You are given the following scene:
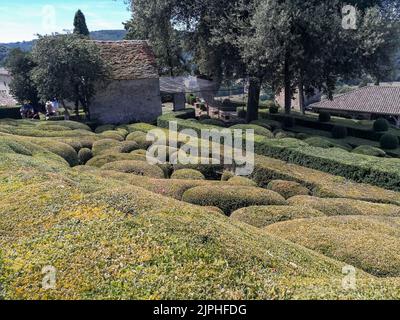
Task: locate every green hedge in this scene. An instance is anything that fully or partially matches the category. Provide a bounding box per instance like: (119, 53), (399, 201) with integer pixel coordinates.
(158, 110), (400, 191)
(261, 112), (400, 142)
(0, 106), (21, 119)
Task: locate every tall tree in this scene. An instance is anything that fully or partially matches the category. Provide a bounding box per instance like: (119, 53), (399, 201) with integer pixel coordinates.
(31, 34), (109, 119)
(124, 0), (188, 76)
(73, 9), (90, 37)
(5, 49), (40, 109)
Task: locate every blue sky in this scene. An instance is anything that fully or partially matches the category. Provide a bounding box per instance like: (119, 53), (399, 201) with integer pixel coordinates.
(0, 0), (131, 43)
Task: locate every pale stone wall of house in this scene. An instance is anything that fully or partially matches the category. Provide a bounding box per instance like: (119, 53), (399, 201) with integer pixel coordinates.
(90, 78), (162, 124)
(0, 69), (17, 106)
(275, 89), (321, 111)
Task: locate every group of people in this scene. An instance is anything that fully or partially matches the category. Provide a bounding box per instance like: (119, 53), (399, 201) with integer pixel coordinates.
(20, 98), (60, 120)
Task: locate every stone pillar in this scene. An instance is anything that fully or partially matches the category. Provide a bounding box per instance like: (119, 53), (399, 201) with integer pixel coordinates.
(173, 93), (186, 111)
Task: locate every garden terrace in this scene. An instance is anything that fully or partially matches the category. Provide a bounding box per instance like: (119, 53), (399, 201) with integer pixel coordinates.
(1, 117), (400, 299)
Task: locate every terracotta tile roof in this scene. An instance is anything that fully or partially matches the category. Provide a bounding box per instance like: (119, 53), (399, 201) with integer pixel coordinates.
(312, 84), (400, 116)
(93, 40), (159, 80)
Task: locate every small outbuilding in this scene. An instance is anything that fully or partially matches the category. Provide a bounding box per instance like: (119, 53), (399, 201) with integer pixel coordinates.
(90, 40), (162, 125)
(311, 83), (400, 127)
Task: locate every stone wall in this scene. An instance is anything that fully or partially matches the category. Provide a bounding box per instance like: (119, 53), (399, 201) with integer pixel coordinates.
(90, 78), (162, 124)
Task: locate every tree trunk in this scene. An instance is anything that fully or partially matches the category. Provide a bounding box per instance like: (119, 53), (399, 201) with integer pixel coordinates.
(246, 77), (261, 123)
(284, 55), (292, 114)
(74, 100), (79, 117)
(298, 84), (305, 115)
(61, 100), (70, 120)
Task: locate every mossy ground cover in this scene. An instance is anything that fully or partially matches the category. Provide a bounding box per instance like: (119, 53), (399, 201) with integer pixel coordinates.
(2, 118), (400, 299)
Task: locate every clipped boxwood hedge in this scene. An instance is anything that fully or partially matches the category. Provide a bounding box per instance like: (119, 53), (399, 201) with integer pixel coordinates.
(158, 111), (400, 191)
(0, 106), (22, 119)
(101, 160), (165, 178)
(231, 205), (324, 228)
(267, 180), (310, 199)
(78, 148), (93, 165)
(352, 145), (386, 157)
(230, 124), (274, 138)
(227, 176), (257, 187)
(171, 169), (205, 180)
(182, 185), (286, 215)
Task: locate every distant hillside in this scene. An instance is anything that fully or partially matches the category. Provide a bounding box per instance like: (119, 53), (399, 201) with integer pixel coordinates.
(0, 30), (127, 66)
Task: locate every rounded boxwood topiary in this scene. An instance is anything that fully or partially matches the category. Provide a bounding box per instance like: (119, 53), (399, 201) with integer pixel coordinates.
(331, 125), (348, 139)
(228, 176), (257, 187)
(35, 140), (79, 167)
(86, 153), (147, 167)
(221, 171), (235, 181)
(78, 148), (93, 165)
(230, 205), (324, 228)
(126, 131), (153, 150)
(373, 118), (389, 132)
(101, 160), (165, 178)
(318, 112), (331, 123)
(182, 185), (287, 215)
(171, 169), (206, 180)
(95, 125), (116, 134)
(100, 130), (125, 141)
(274, 130), (295, 139)
(380, 134), (399, 150)
(352, 145), (386, 157)
(92, 139), (122, 156)
(120, 141), (140, 153)
(267, 180), (311, 199)
(305, 137), (352, 151)
(230, 124), (274, 138)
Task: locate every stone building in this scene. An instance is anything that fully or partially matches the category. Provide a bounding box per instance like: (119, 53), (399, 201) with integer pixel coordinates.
(275, 88), (321, 111)
(0, 67), (17, 106)
(90, 41), (162, 125)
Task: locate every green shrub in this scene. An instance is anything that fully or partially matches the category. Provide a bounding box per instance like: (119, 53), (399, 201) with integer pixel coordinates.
(34, 140), (79, 167)
(331, 126), (348, 139)
(101, 160), (165, 178)
(198, 115), (211, 121)
(221, 99), (237, 112)
(228, 176), (257, 187)
(380, 134), (399, 150)
(95, 125), (116, 134)
(100, 130), (125, 141)
(296, 133), (309, 140)
(318, 112), (331, 123)
(267, 180), (310, 199)
(87, 153), (146, 167)
(231, 205), (324, 228)
(352, 145), (386, 157)
(274, 130), (295, 139)
(182, 185), (286, 215)
(201, 119), (226, 127)
(126, 131), (153, 150)
(283, 117), (295, 128)
(269, 105), (279, 114)
(221, 171), (235, 181)
(373, 118), (389, 132)
(171, 169), (206, 180)
(78, 148), (93, 165)
(237, 109), (246, 119)
(287, 195), (400, 217)
(0, 106), (22, 119)
(173, 158), (224, 180)
(265, 216), (400, 277)
(305, 137), (352, 151)
(120, 141), (140, 153)
(230, 124), (274, 138)
(92, 139), (122, 156)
